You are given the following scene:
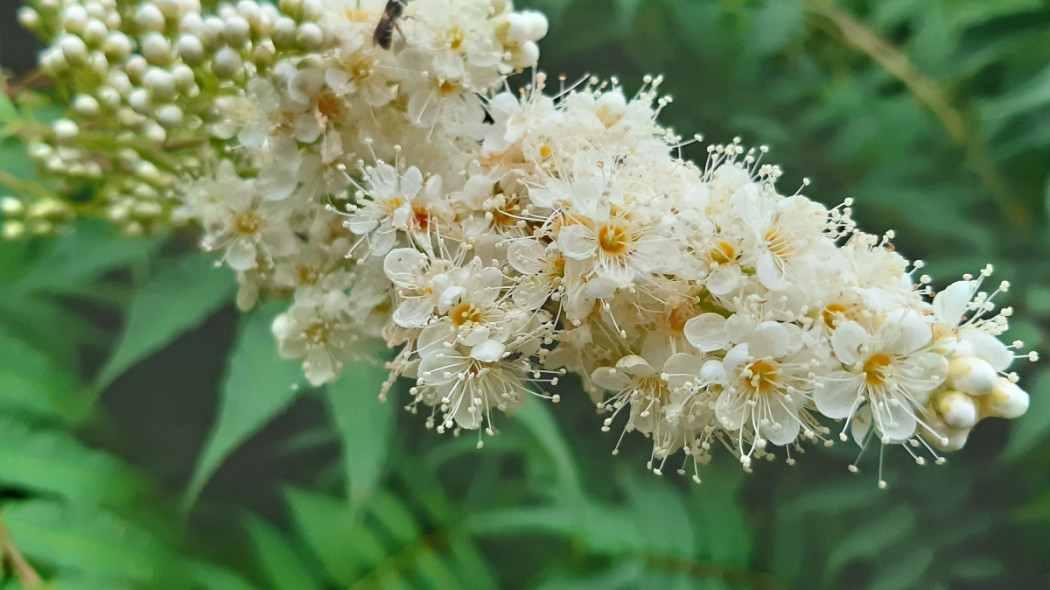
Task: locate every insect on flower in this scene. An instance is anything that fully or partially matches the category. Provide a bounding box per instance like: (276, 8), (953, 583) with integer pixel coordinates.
(373, 0), (407, 50)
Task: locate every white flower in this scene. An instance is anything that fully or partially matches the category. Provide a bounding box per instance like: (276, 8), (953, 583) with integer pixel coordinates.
(815, 310), (949, 443)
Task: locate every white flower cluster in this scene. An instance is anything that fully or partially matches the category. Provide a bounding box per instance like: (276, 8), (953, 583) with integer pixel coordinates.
(15, 0), (1035, 481)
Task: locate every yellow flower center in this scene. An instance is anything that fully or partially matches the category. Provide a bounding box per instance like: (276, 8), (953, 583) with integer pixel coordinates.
(863, 353), (892, 386)
(233, 211), (263, 235)
(597, 224), (629, 256)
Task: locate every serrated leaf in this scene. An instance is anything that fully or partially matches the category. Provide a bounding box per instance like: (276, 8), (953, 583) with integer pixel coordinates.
(97, 254), (235, 389)
(183, 310), (304, 509)
(2, 500), (174, 583)
(0, 328), (90, 422)
(243, 514), (324, 590)
(325, 353), (395, 509)
(0, 418), (148, 504)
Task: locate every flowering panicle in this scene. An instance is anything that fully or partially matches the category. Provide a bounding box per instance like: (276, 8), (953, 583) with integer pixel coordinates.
(7, 0), (1035, 483)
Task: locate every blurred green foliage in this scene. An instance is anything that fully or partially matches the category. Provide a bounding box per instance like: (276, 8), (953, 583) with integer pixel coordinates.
(1, 0), (1049, 588)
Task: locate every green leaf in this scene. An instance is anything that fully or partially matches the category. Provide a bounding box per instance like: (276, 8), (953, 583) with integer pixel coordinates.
(748, 0), (804, 56)
(0, 418), (149, 505)
(514, 400), (584, 499)
(4, 221), (160, 296)
(283, 487), (384, 585)
(824, 504), (916, 580)
(868, 546), (934, 590)
(97, 253), (235, 389)
(325, 353), (396, 510)
(0, 329), (90, 422)
(243, 514), (325, 590)
(980, 64), (1050, 136)
(1002, 369), (1050, 460)
(618, 469), (695, 558)
(2, 500), (174, 583)
(182, 310), (304, 509)
(183, 560), (262, 590)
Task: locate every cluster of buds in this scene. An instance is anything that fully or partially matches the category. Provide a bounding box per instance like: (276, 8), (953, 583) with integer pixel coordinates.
(7, 0), (1034, 483)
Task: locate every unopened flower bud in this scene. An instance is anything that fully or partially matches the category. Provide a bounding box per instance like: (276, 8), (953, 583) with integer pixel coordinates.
(61, 4), (89, 33)
(125, 54), (148, 83)
(177, 34), (205, 64)
(58, 34), (89, 64)
(18, 7), (41, 30)
(52, 119), (79, 142)
(496, 14), (533, 44)
(213, 47), (243, 78)
(948, 355), (997, 396)
(180, 13), (203, 35)
(273, 17), (297, 47)
(142, 32), (173, 65)
(129, 88), (153, 114)
(524, 11), (549, 39)
(143, 122), (167, 144)
(143, 67), (177, 100)
(296, 22), (324, 50)
(301, 0), (324, 21)
(2, 220), (27, 240)
(201, 17), (226, 49)
(73, 94), (101, 116)
(83, 20), (110, 48)
(136, 3), (166, 32)
(982, 378), (1029, 419)
(1, 197), (24, 216)
(507, 41), (539, 69)
(156, 103), (184, 128)
(225, 16), (252, 46)
(935, 390), (978, 429)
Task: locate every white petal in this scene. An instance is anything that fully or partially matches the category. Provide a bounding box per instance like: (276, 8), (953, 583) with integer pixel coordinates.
(393, 297), (435, 329)
(557, 224), (596, 260)
(384, 248), (425, 288)
(830, 321), (868, 365)
(616, 355), (655, 377)
(814, 371), (863, 419)
(684, 313), (728, 353)
(591, 367), (633, 391)
(471, 339), (505, 362)
(932, 280), (973, 325)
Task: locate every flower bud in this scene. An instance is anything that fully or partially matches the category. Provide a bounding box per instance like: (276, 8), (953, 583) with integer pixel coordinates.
(213, 47), (243, 78)
(296, 22), (324, 50)
(273, 17), (297, 47)
(982, 378), (1029, 419)
(58, 34), (89, 65)
(935, 390), (978, 429)
(171, 63), (197, 90)
(156, 103), (184, 128)
(507, 41), (539, 69)
(948, 355), (997, 396)
(177, 34), (205, 64)
(201, 17), (227, 49)
(129, 88), (153, 114)
(524, 11), (549, 39)
(61, 5), (89, 33)
(73, 94), (101, 116)
(107, 70), (133, 95)
(125, 54), (148, 83)
(136, 3), (166, 32)
(142, 32), (173, 65)
(225, 16), (252, 46)
(2, 220), (27, 240)
(52, 119), (80, 142)
(83, 19), (110, 46)
(301, 0), (323, 21)
(496, 14), (533, 44)
(143, 67), (177, 100)
(1, 196), (24, 217)
(18, 7), (41, 30)
(97, 86), (121, 109)
(180, 13), (203, 35)
(144, 122), (168, 144)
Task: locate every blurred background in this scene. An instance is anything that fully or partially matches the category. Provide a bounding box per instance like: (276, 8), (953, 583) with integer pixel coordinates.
(1, 0), (1049, 588)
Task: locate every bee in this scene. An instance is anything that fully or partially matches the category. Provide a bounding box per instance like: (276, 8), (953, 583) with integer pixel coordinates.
(373, 0), (406, 50)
